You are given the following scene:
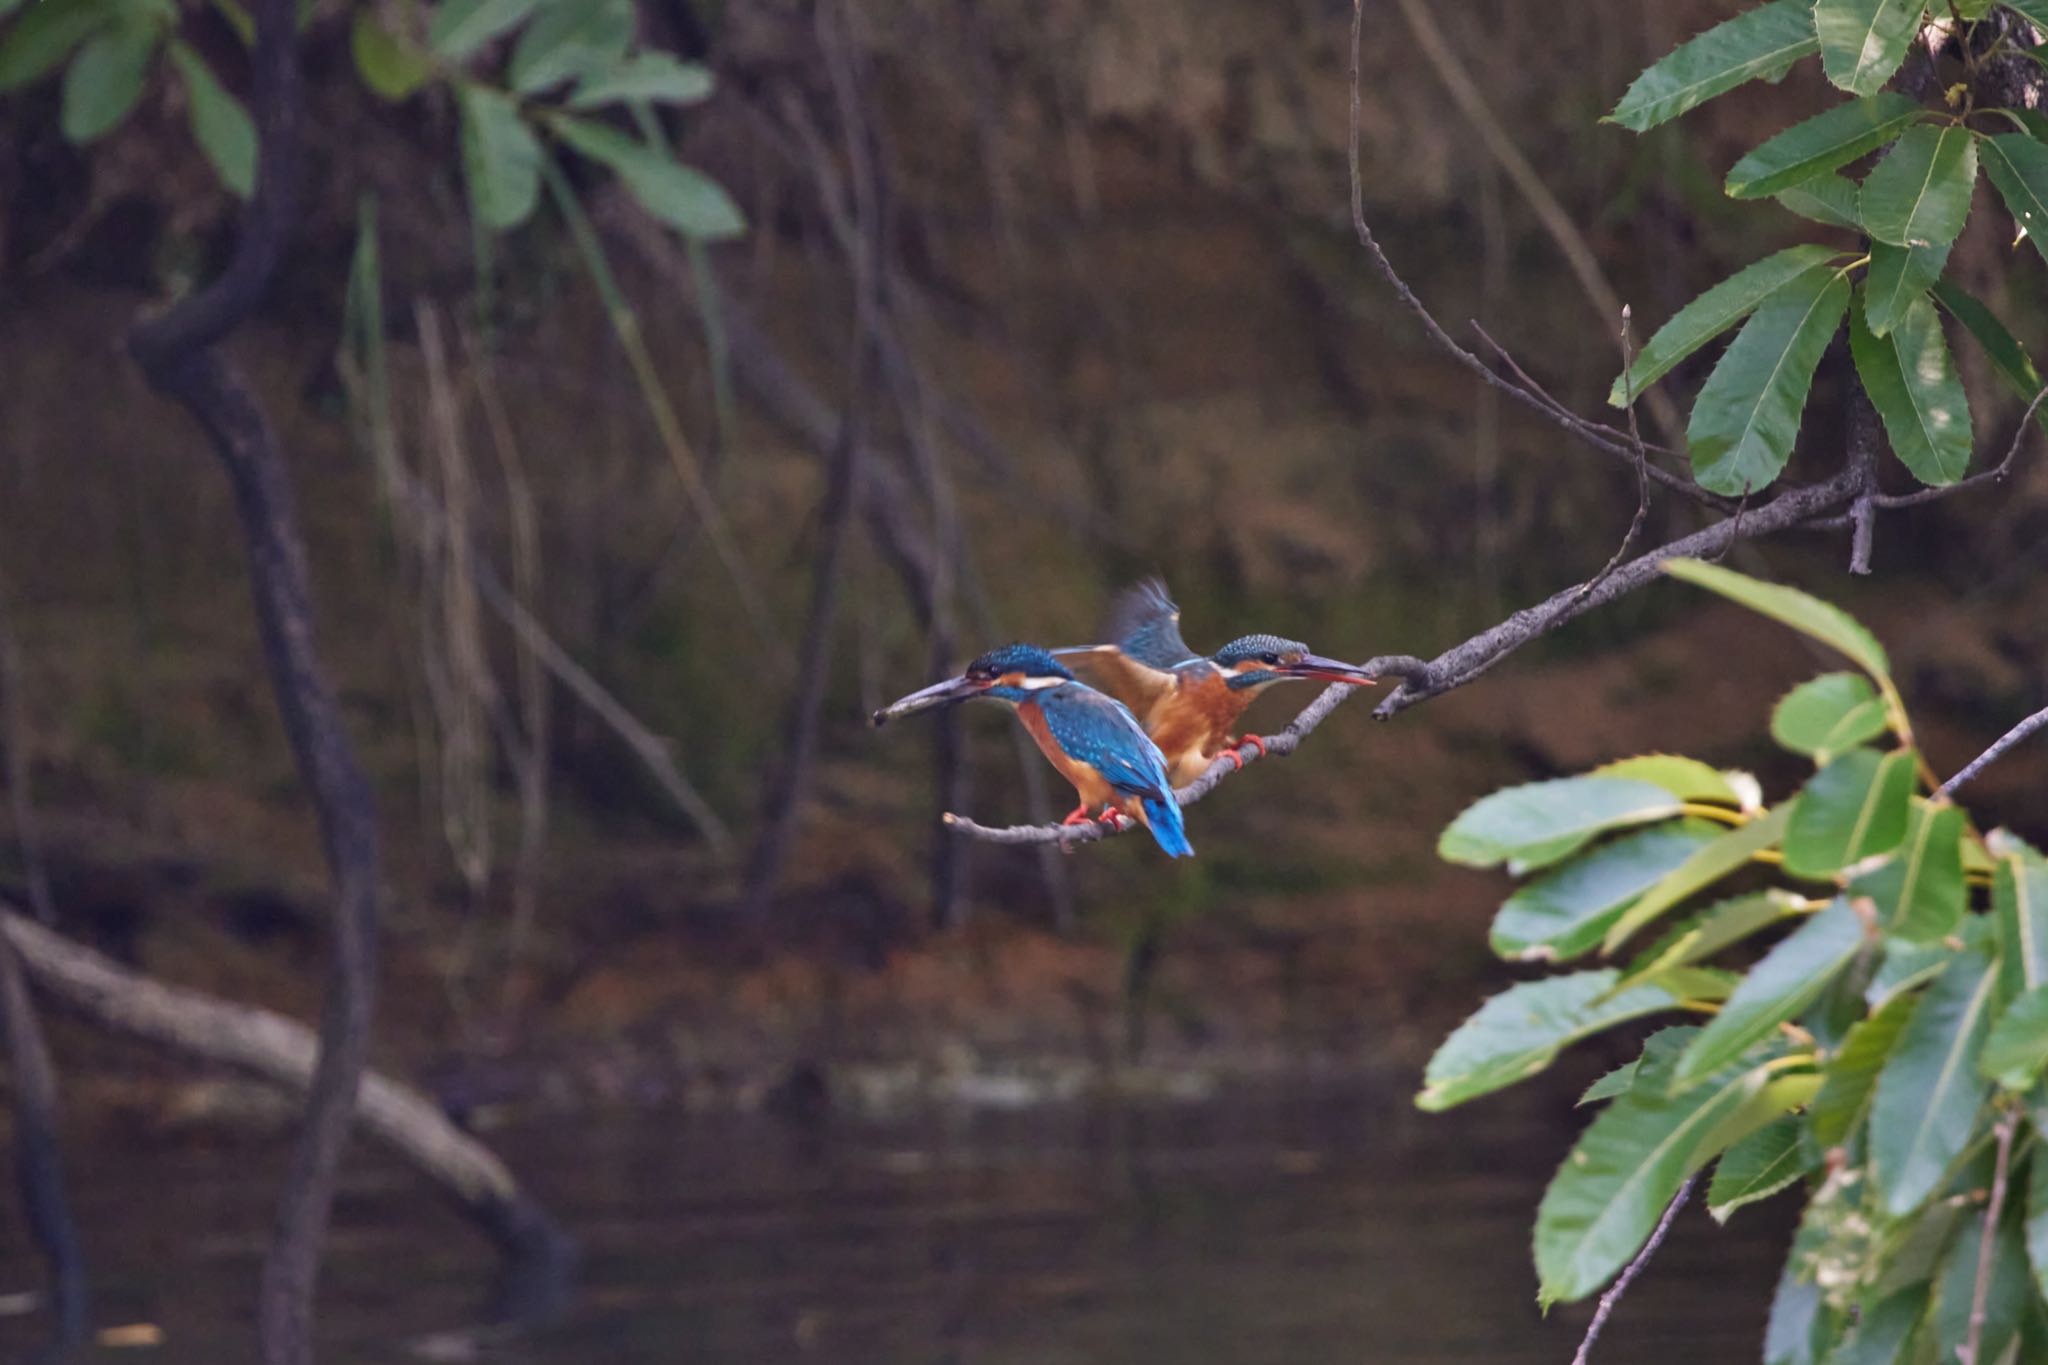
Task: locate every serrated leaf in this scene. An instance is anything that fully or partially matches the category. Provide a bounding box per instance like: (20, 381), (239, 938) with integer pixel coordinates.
(508, 0), (631, 95)
(1980, 985), (2048, 1089)
(1603, 805), (1793, 953)
(1726, 94), (1923, 198)
(1783, 748), (1916, 879)
(1848, 799), (1966, 943)
(1608, 0), (1820, 132)
(1994, 832), (2048, 1000)
(1851, 292), (1974, 485)
(1871, 947), (1998, 1216)
(1934, 1207), (2028, 1365)
(458, 84), (542, 230)
(1810, 990), (1917, 1149)
(0, 0), (114, 91)
(1778, 172), (1865, 229)
(1861, 236), (1950, 338)
(1607, 246), (1843, 406)
(168, 42), (254, 198)
(550, 114), (746, 240)
(1709, 1115), (1809, 1221)
(1438, 776), (1684, 869)
(1617, 892), (1798, 995)
(59, 19), (155, 144)
(429, 0), (541, 61)
(1535, 1031), (1777, 1303)
(1416, 971), (1683, 1111)
(1814, 0), (1923, 95)
(1593, 754), (1742, 804)
(1664, 557), (1895, 686)
(568, 51), (712, 108)
(1861, 124), (1977, 251)
(1491, 821), (1720, 962)
(1982, 133), (2048, 265)
(1685, 265), (1850, 495)
(1580, 1056), (1642, 1107)
(1932, 281), (2048, 433)
(1673, 900), (1863, 1090)
(350, 9), (430, 102)
(1773, 672), (1890, 760)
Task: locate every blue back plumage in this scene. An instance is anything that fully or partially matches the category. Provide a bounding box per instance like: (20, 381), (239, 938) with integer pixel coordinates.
(1040, 683), (1193, 857)
(1101, 578), (1198, 670)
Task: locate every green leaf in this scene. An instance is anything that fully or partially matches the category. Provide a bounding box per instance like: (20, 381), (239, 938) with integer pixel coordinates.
(1438, 775), (1684, 869)
(429, 0), (541, 60)
(549, 114), (746, 240)
(1580, 1056), (1642, 1107)
(2027, 1141), (2048, 1307)
(1810, 991), (1917, 1149)
(1608, 0), (1820, 132)
(459, 84), (543, 231)
(1777, 173), (1865, 229)
(1709, 1115), (1810, 1221)
(1934, 1208), (2028, 1365)
(1607, 246), (1843, 406)
(1860, 124), (1978, 251)
(1851, 293), (1974, 486)
(1980, 985), (2048, 1089)
(1535, 1031), (1778, 1303)
(350, 9), (430, 102)
(0, 0), (113, 91)
(1663, 558), (1894, 686)
(59, 19), (155, 144)
(1860, 236), (1951, 338)
(568, 51), (711, 108)
(1416, 971), (1683, 1111)
(1847, 800), (1966, 943)
(1772, 673), (1890, 760)
(1766, 1256), (1828, 1365)
(1490, 821), (1720, 962)
(1673, 900), (1863, 1090)
(168, 42), (255, 199)
(1726, 95), (1923, 198)
(1993, 831), (2048, 999)
(1870, 948), (1998, 1216)
(508, 0), (631, 95)
(1617, 892), (1798, 994)
(1602, 804), (1793, 953)
(1782, 748), (1917, 879)
(1593, 754), (1743, 805)
(1814, 0), (1923, 95)
(1685, 265), (1850, 495)
(1982, 133), (2048, 265)
(1825, 1287), (1928, 1365)
(1867, 936), (1956, 1011)
(1932, 282), (2048, 432)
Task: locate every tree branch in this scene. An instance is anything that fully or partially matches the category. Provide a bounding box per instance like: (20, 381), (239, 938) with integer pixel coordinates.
(1572, 1174), (1698, 1365)
(1963, 1106), (2020, 1365)
(1938, 705), (2048, 799)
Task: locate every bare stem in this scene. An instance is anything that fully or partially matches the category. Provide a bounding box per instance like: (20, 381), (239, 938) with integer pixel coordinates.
(1572, 1174), (1698, 1365)
(1963, 1107), (2020, 1365)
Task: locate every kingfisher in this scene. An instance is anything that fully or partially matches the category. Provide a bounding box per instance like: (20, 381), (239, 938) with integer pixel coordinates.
(1055, 579), (1377, 787)
(872, 644), (1195, 858)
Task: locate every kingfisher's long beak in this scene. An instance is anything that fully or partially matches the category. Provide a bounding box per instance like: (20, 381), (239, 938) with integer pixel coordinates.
(872, 674), (988, 726)
(1283, 654), (1377, 686)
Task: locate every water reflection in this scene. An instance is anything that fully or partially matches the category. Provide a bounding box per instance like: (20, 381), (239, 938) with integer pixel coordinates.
(6, 1077), (1793, 1363)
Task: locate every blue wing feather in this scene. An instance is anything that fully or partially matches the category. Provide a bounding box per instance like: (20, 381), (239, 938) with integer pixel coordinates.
(1040, 683), (1193, 857)
(1101, 578), (1197, 669)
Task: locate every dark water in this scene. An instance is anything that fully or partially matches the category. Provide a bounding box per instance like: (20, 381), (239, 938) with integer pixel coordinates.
(4, 1078), (1794, 1364)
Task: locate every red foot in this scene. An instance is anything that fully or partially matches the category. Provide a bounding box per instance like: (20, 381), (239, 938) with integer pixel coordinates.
(1061, 804), (1094, 827)
(1229, 734), (1269, 762)
(1222, 749), (1246, 772)
(1098, 808), (1129, 828)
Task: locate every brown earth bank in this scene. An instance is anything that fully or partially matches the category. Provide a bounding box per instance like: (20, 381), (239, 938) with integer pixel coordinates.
(2, 1), (2047, 1132)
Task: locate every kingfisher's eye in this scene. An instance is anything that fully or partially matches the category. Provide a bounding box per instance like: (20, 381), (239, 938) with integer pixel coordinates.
(1261, 653), (1280, 666)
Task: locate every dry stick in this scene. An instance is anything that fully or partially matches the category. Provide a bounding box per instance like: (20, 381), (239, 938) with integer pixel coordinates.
(1876, 385), (2048, 508)
(1571, 1174), (1699, 1365)
(125, 0), (380, 1355)
(1964, 1108), (2021, 1365)
(1939, 705), (2048, 799)
(0, 908), (571, 1285)
(1577, 306), (1653, 601)
(1388, 0), (1685, 444)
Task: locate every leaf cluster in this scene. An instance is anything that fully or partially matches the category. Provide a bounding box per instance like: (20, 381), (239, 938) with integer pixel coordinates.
(1609, 2), (2048, 498)
(1426, 560), (2048, 1363)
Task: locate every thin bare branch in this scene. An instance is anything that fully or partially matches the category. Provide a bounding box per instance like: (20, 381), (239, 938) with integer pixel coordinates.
(1577, 306), (1653, 600)
(1572, 1174), (1698, 1365)
(1875, 386), (2048, 508)
(1939, 704), (2048, 799)
(1963, 1107), (2020, 1365)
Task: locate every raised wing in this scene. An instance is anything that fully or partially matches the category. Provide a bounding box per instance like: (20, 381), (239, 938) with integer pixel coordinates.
(1101, 577), (1197, 668)
(1040, 685), (1175, 803)
(1050, 644), (1179, 719)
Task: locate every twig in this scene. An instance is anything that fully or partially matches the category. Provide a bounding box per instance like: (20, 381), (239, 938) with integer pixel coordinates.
(1572, 1174), (1698, 1365)
(1577, 306), (1653, 600)
(1939, 704), (2048, 799)
(1874, 386), (2048, 509)
(1963, 1107), (2021, 1365)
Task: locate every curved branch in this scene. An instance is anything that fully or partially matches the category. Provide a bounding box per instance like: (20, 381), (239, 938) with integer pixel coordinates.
(1938, 705), (2048, 799)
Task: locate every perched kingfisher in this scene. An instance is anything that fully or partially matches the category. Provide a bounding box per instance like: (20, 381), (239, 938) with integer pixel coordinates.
(872, 644), (1195, 858)
(1055, 579), (1377, 787)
